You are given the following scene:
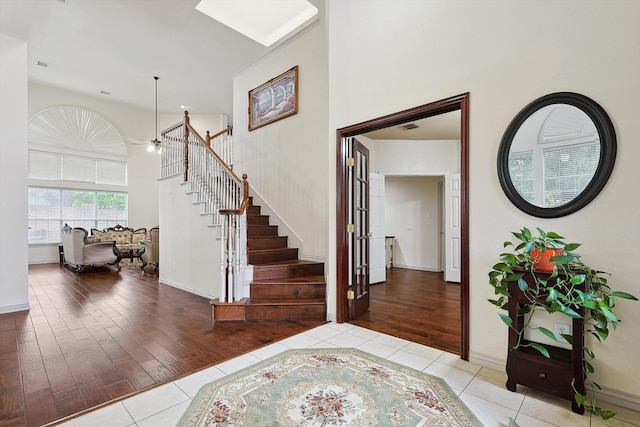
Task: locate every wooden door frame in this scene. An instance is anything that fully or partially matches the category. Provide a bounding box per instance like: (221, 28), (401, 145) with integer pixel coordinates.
(335, 92), (471, 360)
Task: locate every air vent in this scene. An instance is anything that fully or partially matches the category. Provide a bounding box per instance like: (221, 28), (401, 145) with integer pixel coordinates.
(36, 61), (49, 68)
(399, 123), (420, 130)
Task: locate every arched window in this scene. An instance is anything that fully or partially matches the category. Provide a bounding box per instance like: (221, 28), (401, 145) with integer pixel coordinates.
(28, 106), (129, 244)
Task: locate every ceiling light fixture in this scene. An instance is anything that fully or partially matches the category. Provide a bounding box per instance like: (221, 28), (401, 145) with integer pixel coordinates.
(147, 76), (162, 153)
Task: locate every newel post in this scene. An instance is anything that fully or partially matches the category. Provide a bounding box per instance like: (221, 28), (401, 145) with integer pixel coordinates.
(183, 111), (190, 182)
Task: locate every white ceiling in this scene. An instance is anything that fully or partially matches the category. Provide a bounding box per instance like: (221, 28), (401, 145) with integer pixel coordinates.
(0, 0), (270, 115)
(364, 110), (461, 141)
(0, 0), (459, 139)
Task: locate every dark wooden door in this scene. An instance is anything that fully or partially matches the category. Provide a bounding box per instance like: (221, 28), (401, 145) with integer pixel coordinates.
(349, 138), (370, 319)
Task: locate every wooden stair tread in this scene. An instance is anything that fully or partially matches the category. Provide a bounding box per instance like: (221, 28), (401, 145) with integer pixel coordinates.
(247, 247), (298, 256)
(247, 298), (326, 305)
(248, 247), (298, 254)
(220, 198), (326, 322)
(251, 275), (326, 285)
(252, 259), (322, 267)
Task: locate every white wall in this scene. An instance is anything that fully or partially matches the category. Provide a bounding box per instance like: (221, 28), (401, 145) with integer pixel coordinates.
(385, 176), (441, 271)
(0, 34), (29, 313)
(232, 0), (328, 263)
(158, 176), (221, 299)
(326, 0), (640, 401)
(374, 139), (460, 174)
(366, 137), (458, 271)
(154, 111), (230, 299)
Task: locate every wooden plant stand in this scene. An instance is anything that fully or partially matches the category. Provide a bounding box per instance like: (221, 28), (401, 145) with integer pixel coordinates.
(505, 271), (586, 414)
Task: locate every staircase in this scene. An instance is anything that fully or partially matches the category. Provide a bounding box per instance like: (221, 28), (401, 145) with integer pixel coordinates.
(212, 198), (327, 321)
(161, 112), (325, 322)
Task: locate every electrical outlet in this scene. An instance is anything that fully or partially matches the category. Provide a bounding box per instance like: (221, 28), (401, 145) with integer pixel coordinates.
(554, 323), (571, 344)
(171, 261), (176, 271)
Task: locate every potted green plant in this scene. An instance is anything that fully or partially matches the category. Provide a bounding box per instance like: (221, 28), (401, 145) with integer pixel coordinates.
(488, 227), (637, 420)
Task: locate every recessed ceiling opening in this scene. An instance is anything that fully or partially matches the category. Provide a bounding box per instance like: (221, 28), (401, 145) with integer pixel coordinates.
(195, 0), (318, 47)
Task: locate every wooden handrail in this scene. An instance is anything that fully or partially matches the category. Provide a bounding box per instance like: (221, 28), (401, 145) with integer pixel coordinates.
(207, 126), (233, 143)
(162, 120), (183, 134)
(183, 112), (242, 185)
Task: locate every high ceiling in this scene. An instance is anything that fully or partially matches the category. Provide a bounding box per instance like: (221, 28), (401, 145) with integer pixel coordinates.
(0, 0), (460, 140)
(0, 0), (270, 115)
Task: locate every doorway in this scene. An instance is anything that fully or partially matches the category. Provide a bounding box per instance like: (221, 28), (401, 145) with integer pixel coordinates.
(336, 93), (470, 359)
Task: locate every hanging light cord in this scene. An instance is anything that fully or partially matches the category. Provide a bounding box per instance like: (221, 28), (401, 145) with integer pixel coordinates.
(147, 76), (161, 153)
(154, 76), (159, 143)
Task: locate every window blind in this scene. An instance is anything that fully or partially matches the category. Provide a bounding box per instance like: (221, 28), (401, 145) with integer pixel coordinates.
(29, 151), (127, 186)
(543, 144), (600, 207)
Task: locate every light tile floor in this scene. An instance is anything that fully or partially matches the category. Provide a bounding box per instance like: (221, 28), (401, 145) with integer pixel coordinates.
(54, 323), (640, 427)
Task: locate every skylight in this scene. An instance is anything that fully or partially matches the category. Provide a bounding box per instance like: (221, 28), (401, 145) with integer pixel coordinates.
(195, 0), (318, 47)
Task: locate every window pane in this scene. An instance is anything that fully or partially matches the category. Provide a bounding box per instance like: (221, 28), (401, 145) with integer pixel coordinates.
(62, 190), (95, 222)
(28, 188), (61, 244)
(508, 151), (534, 203)
(97, 192), (127, 227)
(28, 187), (128, 244)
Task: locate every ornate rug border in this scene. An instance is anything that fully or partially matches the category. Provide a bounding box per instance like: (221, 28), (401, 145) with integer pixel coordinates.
(178, 347), (483, 426)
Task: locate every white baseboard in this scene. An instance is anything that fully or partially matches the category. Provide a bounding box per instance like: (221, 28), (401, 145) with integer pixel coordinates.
(158, 277), (215, 300)
(28, 259), (60, 265)
(301, 255), (326, 263)
(469, 351), (640, 412)
(391, 264), (440, 272)
(0, 303), (30, 314)
(594, 386), (640, 412)
(468, 351), (506, 373)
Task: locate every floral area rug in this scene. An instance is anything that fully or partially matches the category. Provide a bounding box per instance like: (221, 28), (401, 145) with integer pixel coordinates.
(178, 348), (483, 426)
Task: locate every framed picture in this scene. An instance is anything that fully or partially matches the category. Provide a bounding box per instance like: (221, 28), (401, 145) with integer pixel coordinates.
(248, 66), (298, 131)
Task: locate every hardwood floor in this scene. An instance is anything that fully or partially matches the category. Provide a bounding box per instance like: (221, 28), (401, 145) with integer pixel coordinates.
(0, 264), (459, 426)
(0, 264), (326, 427)
(350, 267), (462, 355)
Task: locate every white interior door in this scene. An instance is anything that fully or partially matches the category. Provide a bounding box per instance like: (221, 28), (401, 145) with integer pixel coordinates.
(444, 173), (461, 283)
(369, 172), (385, 284)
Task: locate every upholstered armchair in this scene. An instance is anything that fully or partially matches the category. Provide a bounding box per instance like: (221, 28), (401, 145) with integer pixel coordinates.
(140, 226), (159, 271)
(61, 224), (118, 272)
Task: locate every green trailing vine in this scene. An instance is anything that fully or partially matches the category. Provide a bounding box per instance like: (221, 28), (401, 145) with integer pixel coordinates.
(488, 227), (637, 420)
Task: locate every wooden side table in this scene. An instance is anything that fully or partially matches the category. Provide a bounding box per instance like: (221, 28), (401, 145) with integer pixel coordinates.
(505, 271), (586, 414)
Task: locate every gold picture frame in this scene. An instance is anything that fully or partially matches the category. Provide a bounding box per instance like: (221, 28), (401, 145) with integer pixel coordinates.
(248, 66), (298, 131)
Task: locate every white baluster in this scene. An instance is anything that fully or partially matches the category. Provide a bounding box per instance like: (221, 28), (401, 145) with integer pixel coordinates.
(220, 215), (228, 303)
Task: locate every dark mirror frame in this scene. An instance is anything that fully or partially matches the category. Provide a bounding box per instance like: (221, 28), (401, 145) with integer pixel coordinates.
(497, 92), (617, 218)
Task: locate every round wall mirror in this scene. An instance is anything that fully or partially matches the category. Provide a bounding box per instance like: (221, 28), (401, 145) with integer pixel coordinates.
(497, 92), (616, 218)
